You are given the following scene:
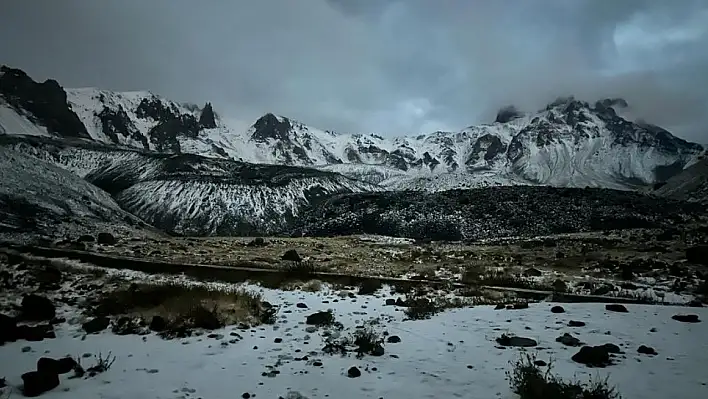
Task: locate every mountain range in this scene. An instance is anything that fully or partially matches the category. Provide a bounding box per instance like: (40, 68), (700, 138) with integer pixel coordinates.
(1, 65), (704, 192)
(0, 64), (706, 240)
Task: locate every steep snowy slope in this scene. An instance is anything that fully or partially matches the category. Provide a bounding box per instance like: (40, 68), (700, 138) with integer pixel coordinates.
(1, 136), (380, 236)
(0, 145), (148, 243)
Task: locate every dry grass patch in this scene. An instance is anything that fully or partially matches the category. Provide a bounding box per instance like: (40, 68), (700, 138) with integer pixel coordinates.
(93, 283), (271, 332)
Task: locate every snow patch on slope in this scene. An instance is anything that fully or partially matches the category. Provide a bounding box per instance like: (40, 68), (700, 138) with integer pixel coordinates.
(0, 99), (50, 137)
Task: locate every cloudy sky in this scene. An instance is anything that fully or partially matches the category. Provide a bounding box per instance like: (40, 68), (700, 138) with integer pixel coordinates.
(1, 0), (707, 142)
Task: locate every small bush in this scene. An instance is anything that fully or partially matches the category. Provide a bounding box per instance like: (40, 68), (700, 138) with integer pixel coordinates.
(323, 326), (384, 358)
(481, 271), (553, 291)
(358, 279), (383, 295)
(403, 295), (468, 320)
(282, 260), (317, 277)
(508, 354), (621, 399)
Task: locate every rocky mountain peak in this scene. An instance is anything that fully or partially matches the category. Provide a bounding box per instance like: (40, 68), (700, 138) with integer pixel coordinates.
(199, 102), (217, 129)
(250, 113), (293, 143)
(0, 65), (89, 138)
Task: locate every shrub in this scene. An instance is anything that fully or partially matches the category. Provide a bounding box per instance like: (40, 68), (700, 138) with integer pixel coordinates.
(282, 260), (317, 277)
(508, 354), (621, 399)
(322, 326), (384, 358)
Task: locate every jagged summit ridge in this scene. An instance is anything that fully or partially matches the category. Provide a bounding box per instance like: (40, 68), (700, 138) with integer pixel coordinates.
(1, 65), (704, 191)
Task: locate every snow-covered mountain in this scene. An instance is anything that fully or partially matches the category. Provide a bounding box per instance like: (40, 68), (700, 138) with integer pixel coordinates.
(0, 135), (379, 236)
(1, 65), (704, 192)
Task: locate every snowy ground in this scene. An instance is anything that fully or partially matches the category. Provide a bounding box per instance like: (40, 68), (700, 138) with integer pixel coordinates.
(1, 266), (707, 399)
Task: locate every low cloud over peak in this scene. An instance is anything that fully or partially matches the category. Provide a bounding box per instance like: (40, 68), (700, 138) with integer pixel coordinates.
(1, 0), (707, 142)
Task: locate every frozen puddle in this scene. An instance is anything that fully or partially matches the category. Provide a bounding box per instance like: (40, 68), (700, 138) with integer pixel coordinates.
(1, 285), (707, 399)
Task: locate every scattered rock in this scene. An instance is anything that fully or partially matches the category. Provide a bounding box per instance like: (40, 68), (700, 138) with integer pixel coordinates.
(605, 304), (628, 313)
(495, 335), (537, 347)
(534, 360), (547, 367)
(149, 315), (167, 331)
(638, 345), (658, 355)
(0, 313), (18, 344)
(37, 357), (77, 374)
(282, 249), (302, 262)
(601, 343), (621, 354)
(512, 303), (529, 310)
(556, 333), (582, 347)
(523, 267), (542, 277)
(568, 320), (586, 327)
(21, 294), (56, 321)
(387, 335), (401, 343)
(16, 324), (55, 342)
(21, 370), (60, 397)
(304, 326), (317, 333)
(550, 306), (565, 314)
(571, 345), (613, 367)
(274, 338), (283, 343)
(306, 311), (334, 326)
(384, 299), (396, 306)
(347, 366), (361, 378)
(97, 232), (117, 245)
(22, 346), (32, 353)
(247, 237), (267, 247)
(494, 304), (505, 310)
(82, 317), (110, 334)
(77, 234), (95, 243)
(296, 303), (308, 309)
(672, 314), (701, 323)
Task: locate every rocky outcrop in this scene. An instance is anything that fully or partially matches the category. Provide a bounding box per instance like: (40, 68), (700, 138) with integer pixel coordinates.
(0, 65), (89, 138)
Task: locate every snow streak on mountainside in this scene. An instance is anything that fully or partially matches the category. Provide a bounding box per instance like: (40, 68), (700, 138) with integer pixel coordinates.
(0, 146), (148, 243)
(1, 65), (704, 192)
(0, 136), (380, 236)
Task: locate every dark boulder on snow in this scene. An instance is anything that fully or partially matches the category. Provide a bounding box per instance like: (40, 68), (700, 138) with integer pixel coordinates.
(496, 335), (537, 347)
(82, 317), (110, 334)
(0, 313), (18, 344)
(556, 333), (582, 347)
(21, 294), (55, 321)
(571, 345), (614, 367)
(637, 345), (658, 355)
(347, 366), (361, 378)
(605, 304), (628, 313)
(550, 305), (565, 314)
(672, 314), (701, 323)
(305, 311), (334, 326)
(37, 357), (77, 374)
(568, 320), (586, 327)
(21, 370), (60, 397)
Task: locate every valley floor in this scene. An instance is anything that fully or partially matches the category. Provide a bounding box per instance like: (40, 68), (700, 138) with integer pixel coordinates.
(1, 267), (707, 399)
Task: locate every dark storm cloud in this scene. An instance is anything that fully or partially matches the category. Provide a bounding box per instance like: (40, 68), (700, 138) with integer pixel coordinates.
(1, 0), (707, 142)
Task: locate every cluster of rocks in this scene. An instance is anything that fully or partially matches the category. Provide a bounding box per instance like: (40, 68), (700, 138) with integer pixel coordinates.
(494, 303), (699, 369)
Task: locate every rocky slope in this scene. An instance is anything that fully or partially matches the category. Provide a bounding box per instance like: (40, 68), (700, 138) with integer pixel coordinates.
(292, 186), (705, 241)
(0, 145), (149, 244)
(1, 65), (703, 192)
(654, 156), (708, 204)
(0, 136), (379, 236)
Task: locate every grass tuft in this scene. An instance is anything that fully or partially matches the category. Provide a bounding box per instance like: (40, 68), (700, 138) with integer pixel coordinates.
(508, 353), (621, 399)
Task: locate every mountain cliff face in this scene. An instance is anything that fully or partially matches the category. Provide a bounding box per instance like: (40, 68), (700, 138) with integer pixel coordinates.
(1, 66), (704, 192)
